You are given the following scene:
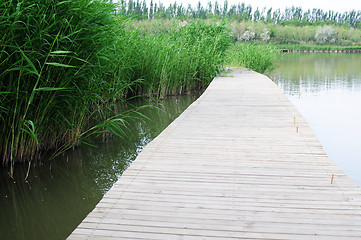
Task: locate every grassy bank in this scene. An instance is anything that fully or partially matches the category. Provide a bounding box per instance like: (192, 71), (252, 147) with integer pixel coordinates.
(0, 1), (231, 174)
(272, 44), (361, 51)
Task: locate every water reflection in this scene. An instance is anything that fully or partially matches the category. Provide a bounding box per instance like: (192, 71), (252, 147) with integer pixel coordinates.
(0, 94), (200, 240)
(272, 53), (361, 186)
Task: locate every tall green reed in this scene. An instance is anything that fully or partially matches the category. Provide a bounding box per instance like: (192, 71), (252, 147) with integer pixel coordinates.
(123, 20), (232, 98)
(0, 0), (140, 175)
(226, 43), (281, 74)
(1, 2), (232, 175)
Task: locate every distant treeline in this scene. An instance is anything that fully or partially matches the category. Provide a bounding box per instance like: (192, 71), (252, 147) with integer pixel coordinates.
(114, 0), (361, 28)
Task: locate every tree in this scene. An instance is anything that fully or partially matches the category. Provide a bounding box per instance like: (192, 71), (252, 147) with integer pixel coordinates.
(135, 0), (141, 18)
(253, 8), (260, 22)
(122, 0), (361, 29)
(207, 1), (212, 14)
(214, 1), (220, 16)
(120, 0), (126, 15)
(128, 0), (134, 15)
(273, 9), (281, 24)
(177, 4), (185, 19)
(245, 5), (252, 21)
(223, 0), (228, 17)
(149, 0), (154, 18)
(266, 8), (272, 23)
(141, 0), (148, 19)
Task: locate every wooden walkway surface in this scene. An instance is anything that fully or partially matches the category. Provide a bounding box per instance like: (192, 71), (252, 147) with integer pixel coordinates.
(68, 69), (361, 240)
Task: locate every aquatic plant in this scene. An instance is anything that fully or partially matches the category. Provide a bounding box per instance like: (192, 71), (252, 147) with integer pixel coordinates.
(119, 19), (232, 98)
(0, 0), (140, 174)
(0, 2), (232, 174)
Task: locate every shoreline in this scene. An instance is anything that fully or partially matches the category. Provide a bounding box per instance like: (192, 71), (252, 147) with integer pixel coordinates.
(280, 49), (361, 53)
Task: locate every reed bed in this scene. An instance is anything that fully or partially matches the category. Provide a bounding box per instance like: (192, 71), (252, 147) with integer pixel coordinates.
(0, 1), (231, 174)
(127, 20), (231, 97)
(226, 43), (281, 74)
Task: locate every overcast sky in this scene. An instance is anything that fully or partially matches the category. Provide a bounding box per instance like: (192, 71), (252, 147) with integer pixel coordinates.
(158, 0), (361, 13)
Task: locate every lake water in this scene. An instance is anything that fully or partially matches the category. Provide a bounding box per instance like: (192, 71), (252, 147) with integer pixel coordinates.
(271, 53), (361, 186)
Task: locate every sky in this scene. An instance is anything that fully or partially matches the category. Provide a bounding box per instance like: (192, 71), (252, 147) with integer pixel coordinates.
(158, 0), (361, 13)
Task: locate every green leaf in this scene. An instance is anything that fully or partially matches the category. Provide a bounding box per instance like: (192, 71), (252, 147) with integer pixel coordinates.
(21, 120), (39, 144)
(34, 87), (67, 91)
(18, 48), (40, 77)
(45, 62), (75, 68)
(50, 50), (73, 54)
(79, 140), (96, 148)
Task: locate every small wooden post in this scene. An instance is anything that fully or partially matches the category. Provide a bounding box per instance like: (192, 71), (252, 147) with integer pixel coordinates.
(331, 174), (334, 184)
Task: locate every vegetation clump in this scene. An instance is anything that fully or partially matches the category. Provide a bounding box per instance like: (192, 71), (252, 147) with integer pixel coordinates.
(0, 0), (231, 174)
(226, 43), (281, 74)
(315, 26), (337, 44)
(1, 0), (124, 174)
(122, 20), (231, 97)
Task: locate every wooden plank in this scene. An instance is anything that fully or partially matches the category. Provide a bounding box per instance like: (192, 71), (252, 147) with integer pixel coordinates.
(76, 221), (361, 238)
(67, 69), (361, 239)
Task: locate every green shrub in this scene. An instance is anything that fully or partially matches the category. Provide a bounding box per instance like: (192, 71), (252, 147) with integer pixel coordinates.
(340, 40), (353, 46)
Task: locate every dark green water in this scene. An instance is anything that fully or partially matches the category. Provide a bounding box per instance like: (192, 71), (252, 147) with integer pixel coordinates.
(271, 53), (361, 186)
(0, 94), (200, 240)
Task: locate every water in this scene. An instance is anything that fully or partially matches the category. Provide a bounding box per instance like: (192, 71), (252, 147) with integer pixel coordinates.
(0, 94), (200, 240)
(271, 53), (361, 186)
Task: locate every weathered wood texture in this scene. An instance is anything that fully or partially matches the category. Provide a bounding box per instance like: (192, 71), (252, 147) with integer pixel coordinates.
(68, 69), (361, 240)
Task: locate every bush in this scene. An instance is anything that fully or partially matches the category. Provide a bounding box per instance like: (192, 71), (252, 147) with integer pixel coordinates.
(260, 28), (270, 42)
(315, 26), (337, 44)
(340, 39), (353, 46)
(239, 26), (256, 42)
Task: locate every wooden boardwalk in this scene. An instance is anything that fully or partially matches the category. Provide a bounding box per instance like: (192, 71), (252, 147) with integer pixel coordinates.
(68, 69), (361, 240)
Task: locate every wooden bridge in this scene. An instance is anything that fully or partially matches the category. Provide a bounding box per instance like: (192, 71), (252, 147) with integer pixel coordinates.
(68, 69), (361, 240)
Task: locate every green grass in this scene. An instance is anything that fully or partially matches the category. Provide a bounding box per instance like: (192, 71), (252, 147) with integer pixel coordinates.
(226, 43), (281, 74)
